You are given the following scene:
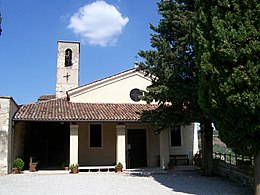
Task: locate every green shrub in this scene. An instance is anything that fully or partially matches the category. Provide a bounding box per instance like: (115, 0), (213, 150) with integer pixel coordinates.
(69, 163), (79, 171)
(13, 157), (24, 172)
(115, 162), (123, 168)
(61, 160), (69, 168)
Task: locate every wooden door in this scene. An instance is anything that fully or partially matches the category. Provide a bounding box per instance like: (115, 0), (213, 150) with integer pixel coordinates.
(127, 129), (147, 168)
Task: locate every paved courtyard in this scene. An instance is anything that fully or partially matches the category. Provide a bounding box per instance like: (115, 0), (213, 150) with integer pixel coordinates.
(0, 169), (253, 195)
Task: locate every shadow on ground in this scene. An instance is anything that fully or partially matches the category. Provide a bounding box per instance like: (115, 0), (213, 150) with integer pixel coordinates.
(129, 169), (253, 195)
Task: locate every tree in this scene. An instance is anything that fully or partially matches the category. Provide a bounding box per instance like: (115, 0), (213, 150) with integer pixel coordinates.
(195, 0), (260, 193)
(138, 0), (198, 126)
(138, 0), (214, 175)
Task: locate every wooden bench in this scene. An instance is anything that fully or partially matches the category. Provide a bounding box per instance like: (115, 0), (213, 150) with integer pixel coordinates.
(158, 155), (189, 166)
(78, 166), (115, 172)
(170, 155), (189, 166)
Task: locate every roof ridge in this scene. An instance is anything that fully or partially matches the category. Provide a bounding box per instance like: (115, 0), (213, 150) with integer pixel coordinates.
(67, 68), (140, 94)
(21, 97), (67, 106)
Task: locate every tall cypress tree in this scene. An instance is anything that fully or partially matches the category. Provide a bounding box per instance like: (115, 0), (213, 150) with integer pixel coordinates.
(138, 0), (199, 127)
(138, 0), (214, 175)
(195, 0), (260, 193)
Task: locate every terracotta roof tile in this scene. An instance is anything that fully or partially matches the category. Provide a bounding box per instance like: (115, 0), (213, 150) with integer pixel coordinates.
(13, 99), (158, 122)
(37, 94), (56, 101)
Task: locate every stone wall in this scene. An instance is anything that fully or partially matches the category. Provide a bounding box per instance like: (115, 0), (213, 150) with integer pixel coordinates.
(213, 159), (254, 190)
(0, 96), (18, 174)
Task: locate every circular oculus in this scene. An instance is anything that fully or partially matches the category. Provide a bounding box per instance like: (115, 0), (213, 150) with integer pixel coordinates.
(130, 88), (142, 102)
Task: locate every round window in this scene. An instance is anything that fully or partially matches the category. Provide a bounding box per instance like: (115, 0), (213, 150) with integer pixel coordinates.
(130, 88), (142, 102)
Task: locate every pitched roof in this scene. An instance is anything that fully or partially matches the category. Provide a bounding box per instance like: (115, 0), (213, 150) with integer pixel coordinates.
(13, 98), (158, 122)
(67, 68), (151, 97)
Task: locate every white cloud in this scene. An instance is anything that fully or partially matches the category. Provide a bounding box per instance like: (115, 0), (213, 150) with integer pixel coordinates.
(68, 0), (129, 47)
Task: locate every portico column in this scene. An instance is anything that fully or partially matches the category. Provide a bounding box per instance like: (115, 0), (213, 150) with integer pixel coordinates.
(116, 125), (126, 169)
(193, 123), (199, 155)
(70, 124), (79, 165)
(160, 128), (169, 170)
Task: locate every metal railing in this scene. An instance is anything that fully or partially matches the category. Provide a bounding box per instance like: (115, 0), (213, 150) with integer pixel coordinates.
(213, 152), (254, 167)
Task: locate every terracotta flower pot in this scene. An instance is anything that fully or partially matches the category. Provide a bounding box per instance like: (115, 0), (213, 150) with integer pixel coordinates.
(115, 167), (123, 173)
(71, 167), (79, 174)
(12, 168), (20, 174)
(29, 163), (37, 172)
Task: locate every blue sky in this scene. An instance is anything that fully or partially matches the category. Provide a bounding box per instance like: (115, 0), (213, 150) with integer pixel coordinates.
(0, 0), (160, 104)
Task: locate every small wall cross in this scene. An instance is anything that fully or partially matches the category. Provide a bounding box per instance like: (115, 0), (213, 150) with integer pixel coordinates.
(63, 73), (70, 82)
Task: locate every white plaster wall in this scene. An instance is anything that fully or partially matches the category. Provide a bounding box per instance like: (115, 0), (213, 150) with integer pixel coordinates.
(78, 122), (116, 166)
(146, 128), (160, 167)
(169, 124), (195, 164)
(70, 74), (151, 104)
(78, 122), (159, 168)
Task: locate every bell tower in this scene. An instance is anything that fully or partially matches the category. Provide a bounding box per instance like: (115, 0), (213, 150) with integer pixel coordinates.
(56, 41), (80, 98)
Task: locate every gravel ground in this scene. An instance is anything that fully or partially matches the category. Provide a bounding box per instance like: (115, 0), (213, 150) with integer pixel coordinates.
(0, 170), (253, 195)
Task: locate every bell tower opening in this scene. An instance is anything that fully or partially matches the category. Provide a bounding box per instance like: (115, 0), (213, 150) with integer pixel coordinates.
(56, 41), (80, 98)
(65, 49), (72, 66)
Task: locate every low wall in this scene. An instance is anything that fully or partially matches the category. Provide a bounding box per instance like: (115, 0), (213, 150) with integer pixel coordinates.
(213, 159), (254, 190)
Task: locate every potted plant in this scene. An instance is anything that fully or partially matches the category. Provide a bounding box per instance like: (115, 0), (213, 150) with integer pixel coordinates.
(61, 160), (69, 170)
(115, 162), (123, 173)
(13, 157), (24, 174)
(69, 163), (79, 174)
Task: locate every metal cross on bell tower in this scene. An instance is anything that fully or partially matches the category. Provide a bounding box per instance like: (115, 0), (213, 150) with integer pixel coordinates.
(63, 73), (70, 82)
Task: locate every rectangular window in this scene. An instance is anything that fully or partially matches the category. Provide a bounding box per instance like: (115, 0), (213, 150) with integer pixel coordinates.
(170, 125), (182, 147)
(90, 124), (102, 148)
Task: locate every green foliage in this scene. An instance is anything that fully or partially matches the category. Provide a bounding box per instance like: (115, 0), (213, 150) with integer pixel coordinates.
(195, 0), (260, 157)
(13, 157), (24, 172)
(213, 141), (234, 154)
(69, 163), (79, 171)
(115, 162), (123, 168)
(137, 0), (215, 176)
(138, 0), (201, 132)
(61, 160), (69, 168)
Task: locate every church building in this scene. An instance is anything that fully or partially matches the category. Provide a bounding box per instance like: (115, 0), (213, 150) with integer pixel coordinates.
(0, 41), (198, 174)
